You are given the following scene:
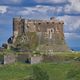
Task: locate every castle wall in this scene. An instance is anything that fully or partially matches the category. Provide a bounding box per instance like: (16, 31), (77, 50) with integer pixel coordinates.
(13, 17), (25, 36)
(12, 17), (69, 51)
(13, 18), (21, 36)
(4, 54), (16, 64)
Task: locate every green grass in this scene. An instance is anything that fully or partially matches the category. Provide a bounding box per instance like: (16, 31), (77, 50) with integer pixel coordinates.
(0, 62), (80, 80)
(38, 62), (80, 80)
(0, 52), (80, 80)
(0, 63), (32, 80)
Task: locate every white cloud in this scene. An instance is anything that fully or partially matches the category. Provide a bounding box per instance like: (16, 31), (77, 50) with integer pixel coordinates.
(64, 33), (80, 40)
(2, 0), (22, 4)
(34, 0), (67, 3)
(34, 0), (80, 13)
(64, 0), (80, 13)
(9, 0), (22, 3)
(68, 0), (80, 12)
(57, 15), (80, 43)
(16, 5), (63, 20)
(25, 5), (50, 13)
(17, 5), (51, 19)
(56, 7), (63, 13)
(57, 15), (80, 32)
(0, 6), (8, 14)
(17, 5), (63, 17)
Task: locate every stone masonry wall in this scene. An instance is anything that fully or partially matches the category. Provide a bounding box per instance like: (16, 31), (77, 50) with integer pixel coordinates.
(31, 55), (43, 64)
(4, 54), (16, 64)
(9, 17), (69, 51)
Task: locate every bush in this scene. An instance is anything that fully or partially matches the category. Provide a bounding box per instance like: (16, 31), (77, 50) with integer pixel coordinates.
(32, 66), (49, 80)
(33, 51), (41, 55)
(66, 68), (80, 80)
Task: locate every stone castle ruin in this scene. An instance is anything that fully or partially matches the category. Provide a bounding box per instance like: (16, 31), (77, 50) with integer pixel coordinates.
(8, 17), (69, 52)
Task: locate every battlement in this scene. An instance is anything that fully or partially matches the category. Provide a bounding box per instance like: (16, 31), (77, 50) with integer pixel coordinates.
(13, 17), (64, 33)
(9, 17), (69, 52)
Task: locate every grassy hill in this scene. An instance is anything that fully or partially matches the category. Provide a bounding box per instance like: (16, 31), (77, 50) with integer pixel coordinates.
(0, 61), (80, 80)
(0, 51), (80, 80)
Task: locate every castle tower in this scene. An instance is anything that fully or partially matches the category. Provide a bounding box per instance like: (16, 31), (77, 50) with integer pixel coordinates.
(13, 17), (25, 37)
(13, 17), (21, 37)
(54, 21), (64, 44)
(13, 17), (25, 43)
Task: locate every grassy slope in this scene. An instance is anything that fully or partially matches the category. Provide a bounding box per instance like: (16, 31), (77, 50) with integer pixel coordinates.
(0, 52), (80, 80)
(0, 62), (80, 80)
(0, 63), (32, 80)
(38, 62), (80, 80)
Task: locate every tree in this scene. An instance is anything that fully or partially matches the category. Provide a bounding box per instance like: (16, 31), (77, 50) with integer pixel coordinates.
(32, 66), (49, 80)
(2, 43), (8, 49)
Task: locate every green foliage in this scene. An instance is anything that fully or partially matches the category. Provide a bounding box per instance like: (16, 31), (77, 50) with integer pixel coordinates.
(0, 63), (32, 80)
(2, 43), (8, 49)
(0, 54), (4, 61)
(0, 52), (80, 80)
(32, 66), (49, 80)
(0, 62), (80, 80)
(33, 50), (41, 55)
(27, 32), (38, 50)
(14, 34), (29, 50)
(66, 68), (80, 80)
(14, 32), (38, 51)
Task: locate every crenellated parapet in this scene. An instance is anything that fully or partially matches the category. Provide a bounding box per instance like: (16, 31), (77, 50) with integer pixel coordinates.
(10, 17), (69, 51)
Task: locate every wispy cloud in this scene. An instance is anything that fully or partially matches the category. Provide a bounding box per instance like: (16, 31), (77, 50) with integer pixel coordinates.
(0, 6), (8, 14)
(64, 0), (80, 14)
(68, 0), (80, 12)
(34, 0), (67, 3)
(34, 0), (80, 14)
(0, 0), (22, 4)
(57, 16), (80, 33)
(9, 0), (22, 3)
(57, 15), (80, 47)
(65, 33), (80, 39)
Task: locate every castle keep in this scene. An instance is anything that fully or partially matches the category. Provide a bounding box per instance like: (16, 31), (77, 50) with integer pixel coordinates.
(8, 17), (69, 52)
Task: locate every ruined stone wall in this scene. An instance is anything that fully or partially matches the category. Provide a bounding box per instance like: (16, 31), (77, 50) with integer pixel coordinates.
(31, 55), (43, 64)
(4, 54), (16, 64)
(13, 17), (25, 36)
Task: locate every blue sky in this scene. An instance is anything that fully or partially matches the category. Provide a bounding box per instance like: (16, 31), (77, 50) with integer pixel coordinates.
(0, 0), (80, 50)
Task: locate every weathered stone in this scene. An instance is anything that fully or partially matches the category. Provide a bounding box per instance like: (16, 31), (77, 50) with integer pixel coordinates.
(8, 17), (69, 51)
(31, 55), (43, 64)
(17, 54), (31, 63)
(17, 54), (42, 64)
(0, 54), (16, 64)
(4, 54), (16, 64)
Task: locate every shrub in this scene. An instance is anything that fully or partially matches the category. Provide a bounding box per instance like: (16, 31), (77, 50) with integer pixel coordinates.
(66, 68), (80, 80)
(32, 66), (49, 80)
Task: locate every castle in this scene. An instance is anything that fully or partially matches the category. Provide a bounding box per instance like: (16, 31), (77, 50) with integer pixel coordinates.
(8, 17), (69, 52)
